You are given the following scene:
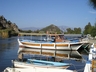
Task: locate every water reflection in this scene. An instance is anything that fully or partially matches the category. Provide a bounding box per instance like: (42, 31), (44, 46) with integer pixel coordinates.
(0, 37), (19, 72)
(18, 48), (88, 72)
(18, 48), (89, 61)
(0, 37), (18, 51)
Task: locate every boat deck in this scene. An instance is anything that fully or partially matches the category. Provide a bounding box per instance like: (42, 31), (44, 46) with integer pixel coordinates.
(27, 59), (70, 66)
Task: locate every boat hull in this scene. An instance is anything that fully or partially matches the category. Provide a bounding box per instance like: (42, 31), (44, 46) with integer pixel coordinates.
(12, 60), (70, 69)
(18, 39), (86, 52)
(4, 67), (74, 72)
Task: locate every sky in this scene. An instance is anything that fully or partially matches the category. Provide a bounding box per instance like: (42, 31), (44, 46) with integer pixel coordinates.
(0, 0), (96, 29)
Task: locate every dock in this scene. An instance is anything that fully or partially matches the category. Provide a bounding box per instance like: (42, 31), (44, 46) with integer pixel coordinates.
(19, 32), (82, 37)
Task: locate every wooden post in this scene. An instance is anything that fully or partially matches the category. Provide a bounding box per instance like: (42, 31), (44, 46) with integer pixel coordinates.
(92, 60), (96, 72)
(18, 53), (23, 60)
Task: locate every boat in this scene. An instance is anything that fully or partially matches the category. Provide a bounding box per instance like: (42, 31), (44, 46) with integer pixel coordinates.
(18, 34), (89, 52)
(3, 67), (76, 72)
(84, 43), (96, 72)
(12, 59), (71, 69)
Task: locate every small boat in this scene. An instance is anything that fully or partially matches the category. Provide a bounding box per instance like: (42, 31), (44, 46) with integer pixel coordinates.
(18, 36), (89, 52)
(12, 59), (70, 69)
(84, 43), (96, 72)
(3, 67), (76, 72)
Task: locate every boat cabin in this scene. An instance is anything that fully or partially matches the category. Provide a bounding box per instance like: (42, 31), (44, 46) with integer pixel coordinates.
(47, 34), (64, 42)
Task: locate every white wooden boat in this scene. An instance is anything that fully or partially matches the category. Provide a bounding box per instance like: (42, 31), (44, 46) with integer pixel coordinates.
(84, 43), (96, 72)
(12, 59), (70, 69)
(3, 67), (76, 72)
(18, 38), (88, 52)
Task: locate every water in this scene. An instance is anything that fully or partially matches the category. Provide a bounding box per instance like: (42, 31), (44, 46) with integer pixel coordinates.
(0, 37), (18, 72)
(0, 36), (89, 72)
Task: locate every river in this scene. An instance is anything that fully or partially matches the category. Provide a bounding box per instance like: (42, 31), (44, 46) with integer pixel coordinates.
(0, 36), (89, 72)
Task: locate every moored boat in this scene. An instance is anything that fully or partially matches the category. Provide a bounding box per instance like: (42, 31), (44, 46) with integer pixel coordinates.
(18, 38), (88, 52)
(12, 59), (70, 69)
(3, 67), (76, 72)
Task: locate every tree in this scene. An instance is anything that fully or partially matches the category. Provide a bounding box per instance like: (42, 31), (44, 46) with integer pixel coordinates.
(84, 22), (92, 34)
(89, 0), (96, 9)
(90, 22), (96, 37)
(66, 28), (73, 34)
(89, 0), (96, 37)
(74, 27), (81, 34)
(90, 27), (96, 37)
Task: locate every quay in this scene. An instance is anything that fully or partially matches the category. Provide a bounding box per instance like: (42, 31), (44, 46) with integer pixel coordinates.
(19, 32), (83, 37)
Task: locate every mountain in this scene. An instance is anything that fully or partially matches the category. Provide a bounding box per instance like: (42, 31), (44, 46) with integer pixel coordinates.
(20, 24), (70, 33)
(40, 24), (63, 34)
(0, 15), (19, 33)
(58, 25), (70, 32)
(20, 27), (41, 31)
(20, 25), (70, 32)
(0, 15), (19, 38)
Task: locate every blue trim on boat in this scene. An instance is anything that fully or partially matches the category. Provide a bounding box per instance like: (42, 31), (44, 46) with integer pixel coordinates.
(21, 40), (54, 43)
(27, 59), (70, 66)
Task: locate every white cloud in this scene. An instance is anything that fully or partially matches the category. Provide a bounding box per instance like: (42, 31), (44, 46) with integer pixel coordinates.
(89, 11), (96, 14)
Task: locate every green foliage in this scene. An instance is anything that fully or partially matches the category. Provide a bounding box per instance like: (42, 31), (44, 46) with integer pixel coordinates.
(89, 0), (96, 9)
(26, 30), (32, 33)
(0, 29), (18, 38)
(0, 15), (19, 38)
(65, 27), (81, 34)
(19, 29), (33, 33)
(9, 30), (18, 37)
(83, 22), (96, 37)
(66, 28), (73, 34)
(90, 26), (96, 37)
(84, 22), (92, 34)
(0, 30), (9, 38)
(34, 30), (39, 33)
(74, 27), (81, 34)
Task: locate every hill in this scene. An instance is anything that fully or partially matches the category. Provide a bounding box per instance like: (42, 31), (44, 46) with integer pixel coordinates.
(40, 24), (63, 34)
(0, 15), (19, 38)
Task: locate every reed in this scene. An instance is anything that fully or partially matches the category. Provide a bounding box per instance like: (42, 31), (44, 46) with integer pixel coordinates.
(0, 29), (18, 38)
